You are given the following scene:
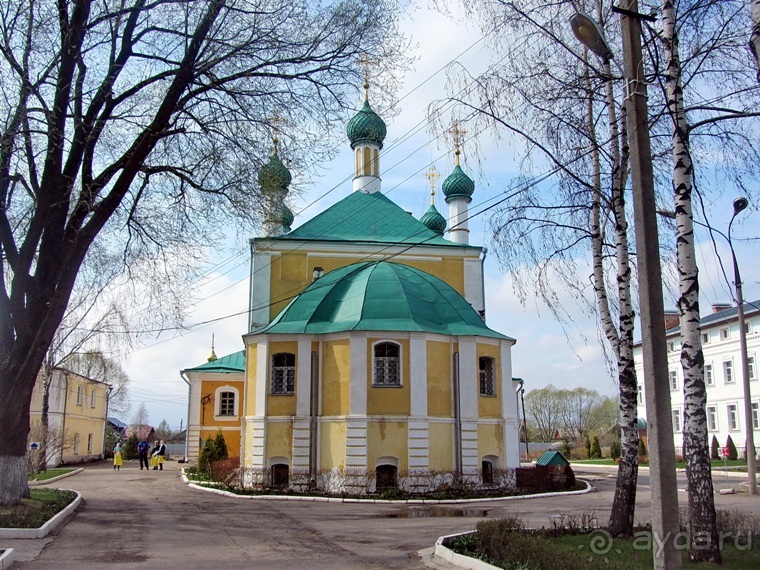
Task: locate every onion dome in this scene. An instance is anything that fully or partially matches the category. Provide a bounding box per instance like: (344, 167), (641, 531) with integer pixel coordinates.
(346, 100), (387, 149)
(420, 204), (446, 236)
(258, 152), (292, 193)
(281, 204), (294, 232)
(442, 165), (475, 202)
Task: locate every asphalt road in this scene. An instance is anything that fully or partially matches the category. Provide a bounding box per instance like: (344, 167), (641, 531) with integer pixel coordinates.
(7, 461), (760, 569)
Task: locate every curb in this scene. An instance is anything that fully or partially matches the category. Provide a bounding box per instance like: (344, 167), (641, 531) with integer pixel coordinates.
(0, 548), (15, 570)
(433, 532), (498, 570)
(183, 469), (593, 504)
(0, 489), (82, 539)
(28, 468), (84, 487)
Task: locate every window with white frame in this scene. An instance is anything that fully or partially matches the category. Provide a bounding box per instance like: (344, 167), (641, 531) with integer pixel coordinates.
(479, 357), (495, 396)
(702, 332), (710, 344)
(271, 353), (295, 394)
(90, 389), (96, 408)
(87, 433), (93, 453)
(746, 322), (752, 335)
(637, 384), (643, 405)
(218, 390), (236, 416)
(727, 404), (739, 431)
(76, 385), (83, 405)
(669, 370), (678, 391)
(373, 342), (401, 386)
(753, 402), (759, 430)
(721, 328), (730, 340)
(724, 361), (734, 384)
(672, 409), (682, 433)
(707, 406), (717, 432)
(749, 356), (756, 381)
(73, 434), (80, 454)
(705, 364), (714, 386)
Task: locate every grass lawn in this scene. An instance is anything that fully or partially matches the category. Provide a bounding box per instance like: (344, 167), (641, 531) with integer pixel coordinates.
(0, 489), (76, 529)
(451, 517), (760, 570)
(27, 468), (77, 482)
(570, 458), (749, 469)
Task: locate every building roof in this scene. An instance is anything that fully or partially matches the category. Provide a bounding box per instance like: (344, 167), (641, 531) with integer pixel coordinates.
(256, 261), (513, 340)
(107, 417), (128, 429)
(183, 351), (246, 373)
(263, 190), (477, 249)
(535, 450), (570, 467)
(664, 300), (760, 337)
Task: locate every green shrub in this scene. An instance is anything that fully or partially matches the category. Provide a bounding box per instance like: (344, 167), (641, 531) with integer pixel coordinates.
(590, 436), (602, 459)
(726, 435), (738, 461)
(610, 439), (621, 460)
(585, 434), (592, 458)
(198, 429), (229, 476)
(123, 433), (139, 460)
(711, 435), (720, 460)
(560, 439), (572, 458)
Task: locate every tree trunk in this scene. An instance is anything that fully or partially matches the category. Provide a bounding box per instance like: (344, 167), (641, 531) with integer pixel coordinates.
(0, 456), (30, 505)
(0, 363), (35, 505)
(751, 0), (760, 82)
(662, 1), (720, 562)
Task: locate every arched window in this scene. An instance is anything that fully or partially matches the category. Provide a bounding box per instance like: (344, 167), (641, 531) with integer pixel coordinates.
(376, 464), (398, 492)
(373, 342), (400, 386)
(479, 356), (495, 396)
(373, 149), (380, 176)
(271, 353), (295, 394)
(76, 385), (83, 405)
(355, 148), (361, 176)
(482, 455), (499, 485)
(363, 147), (371, 176)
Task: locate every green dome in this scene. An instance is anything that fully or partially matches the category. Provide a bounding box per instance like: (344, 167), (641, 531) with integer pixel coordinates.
(258, 153), (292, 192)
(419, 204), (446, 236)
(442, 165), (474, 202)
(258, 261), (510, 339)
(346, 100), (387, 149)
(281, 204), (294, 231)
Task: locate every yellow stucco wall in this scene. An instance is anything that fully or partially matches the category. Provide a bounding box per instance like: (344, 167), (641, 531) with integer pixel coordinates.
(320, 421), (346, 469)
(367, 338), (410, 415)
(427, 341), (452, 417)
(200, 379), (245, 427)
(245, 344), (258, 416)
(265, 421), (293, 461)
(428, 422), (454, 470)
(321, 340), (350, 416)
(267, 340), (298, 416)
(269, 253), (310, 318)
(243, 421), (255, 467)
(65, 417), (105, 456)
(478, 423), (504, 463)
(367, 420), (408, 470)
(477, 344), (502, 418)
(200, 428), (241, 459)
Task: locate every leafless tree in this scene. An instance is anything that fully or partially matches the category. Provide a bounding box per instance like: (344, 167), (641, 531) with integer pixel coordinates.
(0, 0), (409, 505)
(524, 385), (565, 443)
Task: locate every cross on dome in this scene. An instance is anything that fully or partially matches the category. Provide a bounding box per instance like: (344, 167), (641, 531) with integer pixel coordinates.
(424, 165), (441, 204)
(449, 120), (467, 166)
(356, 54), (380, 100)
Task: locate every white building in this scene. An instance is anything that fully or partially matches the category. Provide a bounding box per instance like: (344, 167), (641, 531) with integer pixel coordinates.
(635, 302), (760, 457)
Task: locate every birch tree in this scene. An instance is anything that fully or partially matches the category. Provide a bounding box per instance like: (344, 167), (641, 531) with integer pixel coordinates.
(436, 0), (642, 535)
(0, 0), (409, 506)
(752, 0), (760, 80)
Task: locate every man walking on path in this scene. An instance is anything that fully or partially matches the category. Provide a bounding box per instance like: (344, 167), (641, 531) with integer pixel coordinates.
(137, 438), (150, 470)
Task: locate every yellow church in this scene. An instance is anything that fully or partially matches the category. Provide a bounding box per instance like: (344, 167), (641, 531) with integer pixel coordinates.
(183, 86), (521, 493)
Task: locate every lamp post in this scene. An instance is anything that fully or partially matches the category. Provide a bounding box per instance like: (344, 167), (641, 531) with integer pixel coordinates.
(728, 197), (756, 494)
(571, 4), (681, 569)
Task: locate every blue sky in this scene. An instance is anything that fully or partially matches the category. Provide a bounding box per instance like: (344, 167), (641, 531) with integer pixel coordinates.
(120, 3), (759, 430)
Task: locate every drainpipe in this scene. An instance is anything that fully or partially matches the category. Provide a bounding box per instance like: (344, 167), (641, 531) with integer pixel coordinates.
(453, 352), (462, 477)
(309, 351), (318, 486)
(479, 248), (488, 321)
(60, 371), (69, 466)
(180, 371), (190, 463)
(516, 379), (529, 461)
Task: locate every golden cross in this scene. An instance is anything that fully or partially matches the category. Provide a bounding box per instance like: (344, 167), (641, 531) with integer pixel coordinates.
(356, 54), (379, 100)
(269, 112), (286, 154)
(449, 120), (467, 165)
(424, 165), (440, 204)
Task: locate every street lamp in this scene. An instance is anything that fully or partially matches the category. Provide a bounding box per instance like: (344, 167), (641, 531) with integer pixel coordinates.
(728, 197), (756, 494)
(572, 4), (681, 569)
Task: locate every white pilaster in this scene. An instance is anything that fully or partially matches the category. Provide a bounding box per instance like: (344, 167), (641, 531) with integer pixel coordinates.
(250, 250), (272, 330)
(408, 420), (430, 471)
(460, 420), (479, 472)
(291, 419), (311, 470)
(349, 333), (367, 416)
(500, 341), (520, 468)
(255, 342), (269, 417)
(250, 418), (267, 469)
(295, 337), (312, 417)
(345, 418), (368, 471)
(463, 257), (484, 316)
(410, 335), (427, 417)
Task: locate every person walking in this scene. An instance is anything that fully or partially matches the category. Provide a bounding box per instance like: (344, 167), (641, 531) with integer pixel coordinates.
(113, 442), (123, 471)
(137, 438), (150, 470)
(155, 440), (167, 471)
(150, 440), (160, 470)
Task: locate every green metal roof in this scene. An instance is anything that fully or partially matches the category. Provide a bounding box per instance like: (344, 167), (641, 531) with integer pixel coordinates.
(257, 261), (512, 339)
(183, 351), (245, 373)
(267, 191), (475, 248)
(535, 450), (570, 467)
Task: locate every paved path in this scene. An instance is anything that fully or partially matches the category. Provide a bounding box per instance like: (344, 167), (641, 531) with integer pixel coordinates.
(5, 461), (760, 569)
